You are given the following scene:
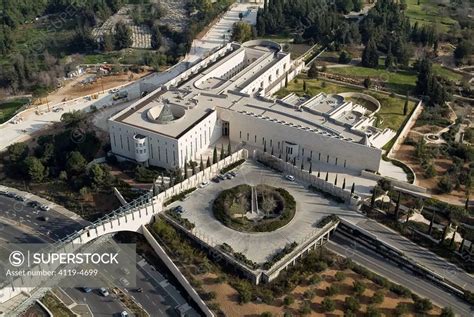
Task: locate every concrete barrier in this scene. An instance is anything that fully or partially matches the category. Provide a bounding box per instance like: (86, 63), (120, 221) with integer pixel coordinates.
(142, 226), (215, 317)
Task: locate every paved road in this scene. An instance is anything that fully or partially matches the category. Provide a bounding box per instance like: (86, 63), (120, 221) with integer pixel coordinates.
(355, 218), (474, 293)
(64, 287), (126, 317)
(327, 232), (474, 316)
(0, 194), (87, 241)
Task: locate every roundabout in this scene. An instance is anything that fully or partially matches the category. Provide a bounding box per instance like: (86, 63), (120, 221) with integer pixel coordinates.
(212, 184), (296, 232)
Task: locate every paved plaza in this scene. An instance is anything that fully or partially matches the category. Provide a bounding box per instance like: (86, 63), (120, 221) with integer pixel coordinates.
(170, 160), (365, 264)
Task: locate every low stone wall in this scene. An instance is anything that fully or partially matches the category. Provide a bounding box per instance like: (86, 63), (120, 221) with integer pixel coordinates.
(263, 220), (339, 282)
(388, 100), (423, 157)
(360, 170), (426, 193)
(337, 92), (381, 114)
(142, 225), (215, 317)
(255, 151), (361, 208)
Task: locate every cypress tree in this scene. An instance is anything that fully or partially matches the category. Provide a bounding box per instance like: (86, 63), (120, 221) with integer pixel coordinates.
(342, 178), (346, 189)
(351, 183), (355, 194)
(213, 146), (218, 164)
(385, 43), (394, 69)
(403, 91), (409, 115)
(325, 172), (329, 181)
(184, 160), (188, 179)
(271, 146), (274, 156)
(206, 157), (211, 168)
(362, 38), (379, 68)
(227, 142), (231, 157)
(334, 174), (338, 185)
(309, 161), (312, 174)
(301, 160), (304, 170)
(263, 141), (267, 152)
(200, 155), (204, 171)
(220, 144), (225, 160)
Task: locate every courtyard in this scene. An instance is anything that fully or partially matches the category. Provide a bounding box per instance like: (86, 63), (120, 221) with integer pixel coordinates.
(168, 160), (365, 264)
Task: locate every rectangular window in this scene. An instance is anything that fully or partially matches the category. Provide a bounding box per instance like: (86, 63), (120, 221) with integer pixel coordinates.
(240, 131), (242, 139)
(150, 144), (154, 159)
(113, 134), (116, 147)
(254, 135), (257, 143)
(247, 133), (249, 141)
(120, 135), (123, 149)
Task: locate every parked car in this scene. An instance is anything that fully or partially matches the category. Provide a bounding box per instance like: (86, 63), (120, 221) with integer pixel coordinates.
(82, 287), (92, 293)
(119, 277), (130, 287)
(199, 181), (209, 188)
(225, 173), (233, 179)
(39, 205), (50, 211)
(120, 267), (130, 275)
(120, 311), (129, 317)
(229, 171), (237, 177)
(99, 288), (109, 297)
(174, 206), (184, 213)
(285, 175), (295, 181)
(28, 201), (40, 208)
(217, 174), (225, 180)
(135, 288), (143, 293)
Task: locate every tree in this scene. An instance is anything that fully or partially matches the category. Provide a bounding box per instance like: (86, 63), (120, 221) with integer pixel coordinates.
(114, 21), (132, 49)
(454, 39), (473, 62)
(322, 297), (335, 312)
(438, 176), (453, 193)
(206, 157), (211, 168)
(227, 142), (232, 157)
(351, 183), (355, 194)
(303, 80), (307, 92)
(363, 77), (372, 89)
(7, 142), (29, 164)
(414, 298), (432, 313)
(362, 38), (379, 68)
(395, 303), (409, 316)
(220, 143), (225, 160)
(308, 63), (318, 79)
(66, 151), (87, 175)
(213, 146), (218, 164)
(338, 50), (352, 64)
(239, 12), (244, 20)
(231, 22), (253, 43)
(23, 156), (46, 182)
(385, 43), (394, 69)
(151, 23), (163, 50)
(200, 156), (204, 171)
(102, 33), (114, 52)
(403, 92), (409, 115)
(440, 307), (455, 317)
(184, 160), (188, 179)
(342, 178), (346, 189)
(88, 164), (108, 187)
(415, 58), (432, 96)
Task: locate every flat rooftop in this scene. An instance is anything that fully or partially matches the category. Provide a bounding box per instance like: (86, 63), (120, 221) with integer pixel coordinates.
(110, 41), (367, 143)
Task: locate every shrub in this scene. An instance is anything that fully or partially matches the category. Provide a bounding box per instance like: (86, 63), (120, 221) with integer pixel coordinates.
(308, 274), (322, 285)
(366, 305), (381, 317)
(440, 307), (455, 317)
(395, 303), (409, 316)
(260, 312), (272, 317)
(322, 297), (335, 312)
(414, 298), (433, 313)
(338, 50), (352, 64)
(299, 301), (312, 315)
(314, 261), (328, 272)
(283, 295), (295, 306)
(371, 290), (384, 304)
(353, 280), (366, 296)
(345, 296), (360, 311)
(335, 271), (346, 281)
(303, 289), (316, 299)
(326, 284), (340, 296)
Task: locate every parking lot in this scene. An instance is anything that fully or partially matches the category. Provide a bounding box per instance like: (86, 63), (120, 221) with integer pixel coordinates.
(170, 160), (365, 264)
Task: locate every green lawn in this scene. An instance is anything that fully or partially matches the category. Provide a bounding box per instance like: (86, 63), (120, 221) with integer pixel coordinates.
(275, 76), (415, 131)
(326, 63), (464, 95)
(0, 98), (30, 123)
(327, 66), (416, 94)
(405, 0), (457, 32)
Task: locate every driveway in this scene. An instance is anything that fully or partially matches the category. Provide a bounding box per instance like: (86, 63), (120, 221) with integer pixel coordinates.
(172, 160), (365, 264)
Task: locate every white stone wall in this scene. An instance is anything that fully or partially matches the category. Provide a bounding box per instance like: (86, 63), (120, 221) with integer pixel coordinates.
(177, 110), (220, 164)
(225, 110), (382, 172)
(109, 120), (180, 169)
(240, 54), (291, 94)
